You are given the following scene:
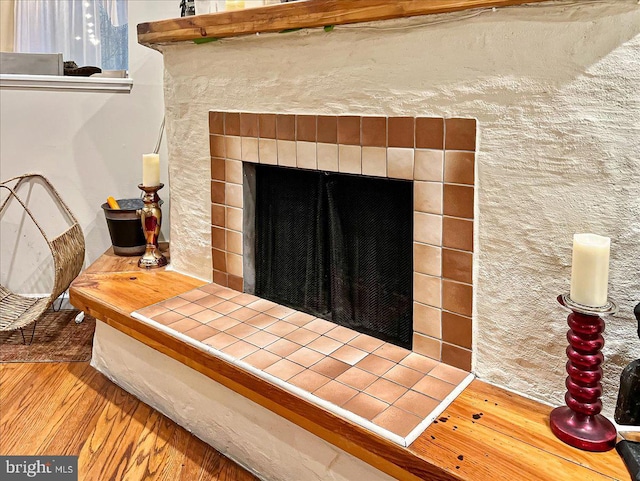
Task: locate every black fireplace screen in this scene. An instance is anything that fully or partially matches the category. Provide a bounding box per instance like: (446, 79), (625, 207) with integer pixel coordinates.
(255, 165), (413, 349)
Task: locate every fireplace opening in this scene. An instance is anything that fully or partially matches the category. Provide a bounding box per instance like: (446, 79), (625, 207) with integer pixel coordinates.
(254, 165), (413, 349)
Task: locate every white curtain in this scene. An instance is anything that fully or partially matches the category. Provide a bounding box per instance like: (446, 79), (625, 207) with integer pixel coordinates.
(15, 0), (128, 70)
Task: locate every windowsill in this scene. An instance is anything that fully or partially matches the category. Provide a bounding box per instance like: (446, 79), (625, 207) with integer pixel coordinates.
(0, 74), (133, 93)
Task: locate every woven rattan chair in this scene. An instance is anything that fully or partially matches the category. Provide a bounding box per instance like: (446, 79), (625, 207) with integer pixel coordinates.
(0, 174), (85, 343)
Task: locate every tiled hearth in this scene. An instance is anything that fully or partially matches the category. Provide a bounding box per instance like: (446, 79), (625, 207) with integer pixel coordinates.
(209, 112), (476, 370)
(132, 283), (473, 446)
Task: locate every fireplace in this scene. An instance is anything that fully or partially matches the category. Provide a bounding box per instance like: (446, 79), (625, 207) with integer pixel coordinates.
(209, 112), (476, 369)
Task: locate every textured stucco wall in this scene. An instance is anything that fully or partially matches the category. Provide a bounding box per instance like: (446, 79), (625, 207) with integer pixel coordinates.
(161, 0), (640, 415)
(92, 322), (395, 481)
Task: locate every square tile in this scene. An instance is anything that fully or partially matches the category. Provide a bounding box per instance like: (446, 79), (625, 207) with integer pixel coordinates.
(228, 307), (259, 322)
(246, 298), (278, 312)
(227, 230), (243, 255)
(442, 248), (472, 284)
(265, 320), (298, 337)
(194, 294), (225, 309)
(242, 350), (281, 370)
(445, 118), (476, 151)
(412, 375), (456, 401)
(330, 345), (368, 365)
(441, 343), (472, 371)
(309, 357), (351, 378)
(221, 340), (259, 359)
(258, 114), (276, 139)
(211, 203), (225, 227)
(414, 181), (442, 214)
(264, 359), (305, 381)
(212, 271), (228, 287)
(167, 318), (202, 333)
(444, 151), (474, 185)
(348, 334), (385, 352)
(228, 275), (243, 292)
(441, 311), (472, 350)
(429, 363), (470, 384)
(173, 302), (206, 317)
(138, 304), (169, 318)
(336, 367), (378, 391)
(162, 297), (191, 310)
(400, 352), (439, 373)
(232, 293), (259, 306)
(443, 184), (474, 219)
(210, 135), (225, 157)
(372, 405), (422, 438)
(313, 380), (358, 406)
(276, 114), (295, 140)
(245, 330), (280, 348)
(179, 289), (210, 302)
(211, 157), (225, 181)
(277, 140), (297, 167)
(412, 333), (441, 360)
(184, 324), (220, 341)
(343, 393), (388, 421)
(207, 316), (240, 331)
(414, 242), (441, 276)
(240, 112), (258, 137)
(259, 138), (278, 165)
(413, 273), (441, 308)
(361, 147), (387, 177)
(373, 343), (409, 363)
(387, 148), (414, 180)
(442, 280), (472, 317)
(284, 311), (315, 327)
(225, 183), (243, 208)
(416, 117), (444, 149)
(364, 378), (407, 404)
(226, 207), (243, 232)
(265, 305), (296, 319)
(325, 325), (359, 344)
(442, 216), (473, 251)
(388, 117), (414, 148)
(241, 137), (259, 163)
(307, 336), (342, 356)
(287, 346), (325, 368)
(289, 369), (331, 392)
(213, 300), (241, 316)
(224, 112), (240, 136)
(317, 116), (337, 144)
(296, 115), (316, 142)
(225, 322), (259, 339)
(209, 111), (224, 135)
(414, 149), (443, 181)
(305, 318), (336, 334)
(225, 136), (242, 160)
(285, 328), (321, 346)
(414, 212), (442, 246)
(383, 364), (424, 389)
(153, 311), (185, 325)
(211, 181), (225, 204)
(226, 253), (243, 277)
(361, 117), (386, 147)
(203, 331), (238, 350)
(317, 143), (339, 172)
(338, 145), (361, 174)
(394, 390), (441, 418)
(337, 116), (360, 145)
(265, 338), (300, 357)
(355, 354), (395, 376)
(413, 302), (441, 338)
(191, 308), (223, 323)
(296, 141), (317, 170)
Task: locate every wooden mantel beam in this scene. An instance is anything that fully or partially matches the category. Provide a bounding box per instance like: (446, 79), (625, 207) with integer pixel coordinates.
(137, 0), (550, 47)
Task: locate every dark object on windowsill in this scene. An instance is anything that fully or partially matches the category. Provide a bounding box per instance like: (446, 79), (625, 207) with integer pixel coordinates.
(180, 0), (195, 16)
(616, 441), (640, 481)
(615, 302), (640, 426)
(63, 61), (101, 77)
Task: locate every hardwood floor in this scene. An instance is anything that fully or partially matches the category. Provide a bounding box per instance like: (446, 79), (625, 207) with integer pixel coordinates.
(0, 362), (259, 481)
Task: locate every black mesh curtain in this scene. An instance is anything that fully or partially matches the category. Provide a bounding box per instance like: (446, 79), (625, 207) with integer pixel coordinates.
(255, 165), (413, 349)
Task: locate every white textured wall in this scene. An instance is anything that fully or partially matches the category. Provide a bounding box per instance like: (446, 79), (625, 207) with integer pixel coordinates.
(162, 1), (640, 414)
(92, 322), (395, 481)
(0, 1), (174, 294)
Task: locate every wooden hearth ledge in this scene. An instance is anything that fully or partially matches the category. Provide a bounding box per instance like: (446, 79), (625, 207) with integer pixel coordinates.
(70, 248), (628, 481)
(137, 0), (549, 46)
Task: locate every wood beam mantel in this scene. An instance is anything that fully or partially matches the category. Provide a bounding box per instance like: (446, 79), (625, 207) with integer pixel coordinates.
(137, 0), (549, 47)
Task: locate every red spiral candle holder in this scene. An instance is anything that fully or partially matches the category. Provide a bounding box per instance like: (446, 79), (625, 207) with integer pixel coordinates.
(549, 294), (618, 452)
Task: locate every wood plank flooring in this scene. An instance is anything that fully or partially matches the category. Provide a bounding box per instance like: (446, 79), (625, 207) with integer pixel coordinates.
(0, 362), (258, 481)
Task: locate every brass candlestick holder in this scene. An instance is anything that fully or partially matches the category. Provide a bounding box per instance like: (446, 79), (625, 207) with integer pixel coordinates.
(137, 183), (167, 269)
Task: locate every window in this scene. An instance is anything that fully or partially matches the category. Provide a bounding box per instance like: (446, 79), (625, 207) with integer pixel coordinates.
(14, 0), (128, 71)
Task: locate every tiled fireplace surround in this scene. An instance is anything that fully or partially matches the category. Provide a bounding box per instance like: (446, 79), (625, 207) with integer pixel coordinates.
(208, 112), (476, 371)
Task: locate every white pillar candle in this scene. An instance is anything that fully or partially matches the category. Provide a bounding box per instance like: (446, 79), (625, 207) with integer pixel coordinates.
(570, 233), (610, 307)
(142, 153), (160, 187)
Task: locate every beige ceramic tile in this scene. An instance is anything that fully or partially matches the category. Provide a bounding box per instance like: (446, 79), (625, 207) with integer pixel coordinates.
(400, 352), (439, 373)
(226, 253), (243, 277)
(277, 140), (297, 167)
(413, 302), (442, 338)
(394, 390), (440, 418)
(225, 183), (243, 208)
(289, 369), (331, 392)
(361, 146), (387, 177)
(225, 136), (242, 161)
(383, 364), (424, 389)
(414, 212), (442, 246)
(414, 149), (444, 181)
(373, 405), (423, 438)
(413, 242), (441, 276)
(259, 138), (278, 165)
(317, 143), (339, 172)
(342, 393), (388, 421)
(286, 346), (325, 368)
(414, 181), (442, 214)
(241, 137), (259, 163)
(413, 273), (441, 308)
(226, 230), (243, 255)
(338, 144), (361, 174)
(313, 380), (359, 407)
(226, 207), (243, 232)
(296, 141), (317, 170)
(386, 148), (414, 180)
(364, 378), (407, 404)
(412, 333), (441, 360)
